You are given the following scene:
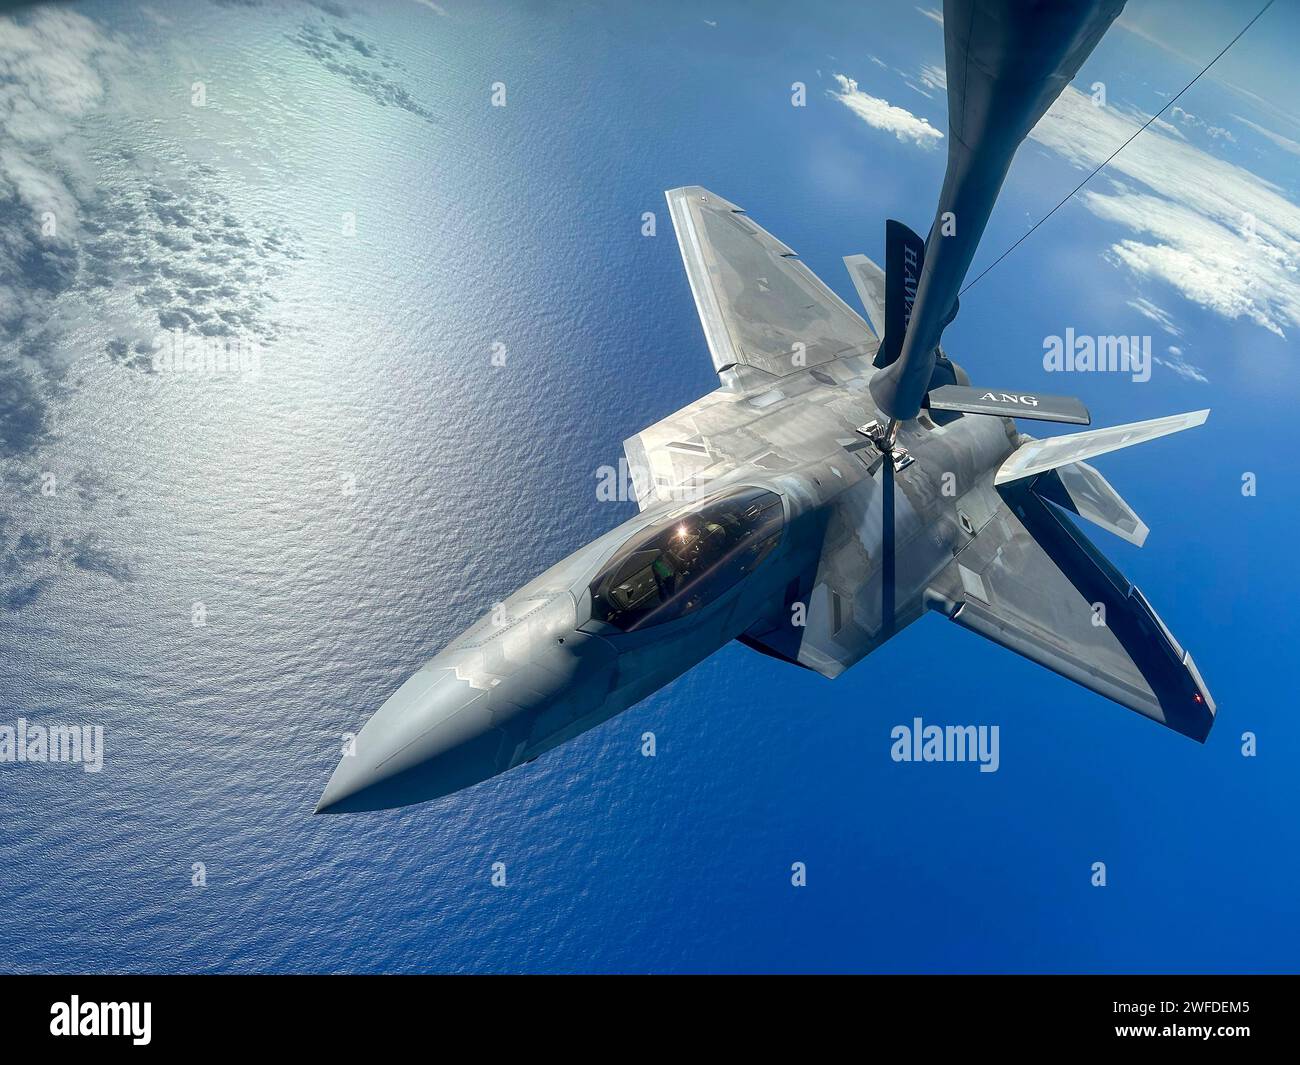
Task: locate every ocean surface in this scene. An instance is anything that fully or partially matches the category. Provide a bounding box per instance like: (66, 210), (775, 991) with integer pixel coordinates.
(0, 0), (1296, 973)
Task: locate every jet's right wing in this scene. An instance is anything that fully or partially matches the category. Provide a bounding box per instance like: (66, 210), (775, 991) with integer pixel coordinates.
(930, 482), (1215, 741)
(666, 186), (877, 381)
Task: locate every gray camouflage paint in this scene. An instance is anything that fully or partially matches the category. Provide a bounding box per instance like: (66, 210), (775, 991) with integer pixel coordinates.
(317, 184), (1210, 813)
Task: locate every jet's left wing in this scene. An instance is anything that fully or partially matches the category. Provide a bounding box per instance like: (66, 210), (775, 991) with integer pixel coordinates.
(666, 186), (878, 381)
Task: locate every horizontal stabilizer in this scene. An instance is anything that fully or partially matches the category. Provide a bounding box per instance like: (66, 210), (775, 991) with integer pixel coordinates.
(928, 384), (1090, 425)
(996, 410), (1209, 485)
(843, 254), (886, 338)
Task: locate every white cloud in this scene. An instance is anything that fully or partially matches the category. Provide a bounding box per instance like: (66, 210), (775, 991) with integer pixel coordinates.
(1150, 116), (1185, 140)
(412, 0), (448, 14)
(1030, 86), (1300, 337)
(905, 62), (947, 99)
(1169, 105), (1235, 144)
(1155, 345), (1209, 383)
(917, 62), (946, 94)
(1127, 296), (1183, 336)
(0, 10), (127, 339)
(0, 145), (78, 222)
(916, 6), (943, 26)
(0, 7), (293, 387)
(0, 9), (123, 138)
(830, 74), (943, 149)
(1233, 114), (1300, 157)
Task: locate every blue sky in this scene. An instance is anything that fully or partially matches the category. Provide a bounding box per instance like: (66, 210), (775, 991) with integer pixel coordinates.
(825, 1), (1300, 364)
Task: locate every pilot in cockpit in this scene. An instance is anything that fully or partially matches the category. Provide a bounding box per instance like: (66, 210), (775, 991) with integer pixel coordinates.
(591, 488), (784, 632)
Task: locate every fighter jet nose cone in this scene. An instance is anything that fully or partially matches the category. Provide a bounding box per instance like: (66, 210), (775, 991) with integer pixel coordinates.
(314, 591), (619, 813)
(313, 665), (518, 814)
(314, 756), (371, 815)
(313, 758), (388, 815)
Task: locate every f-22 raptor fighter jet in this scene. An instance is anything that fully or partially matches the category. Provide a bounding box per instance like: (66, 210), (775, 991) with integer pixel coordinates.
(317, 0), (1215, 814)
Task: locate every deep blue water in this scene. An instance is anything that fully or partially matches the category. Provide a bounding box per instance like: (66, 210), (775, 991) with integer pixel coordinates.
(0, 0), (1296, 973)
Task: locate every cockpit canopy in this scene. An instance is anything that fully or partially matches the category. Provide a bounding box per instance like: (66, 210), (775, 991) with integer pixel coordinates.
(589, 487), (784, 632)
